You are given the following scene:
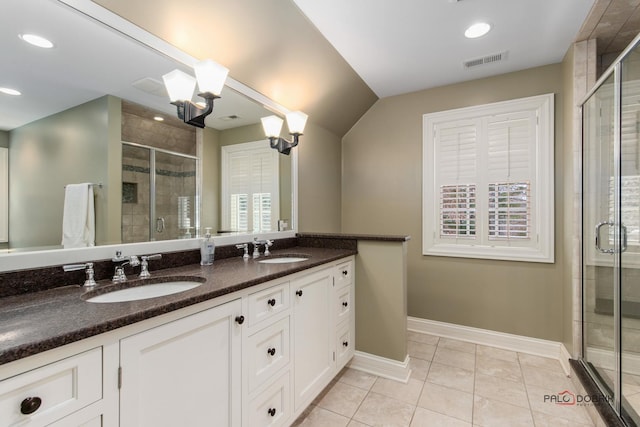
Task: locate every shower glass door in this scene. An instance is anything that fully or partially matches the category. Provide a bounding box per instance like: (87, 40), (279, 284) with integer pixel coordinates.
(583, 38), (640, 425)
(621, 46), (640, 425)
(121, 143), (199, 243)
(154, 151), (197, 241)
(583, 72), (617, 412)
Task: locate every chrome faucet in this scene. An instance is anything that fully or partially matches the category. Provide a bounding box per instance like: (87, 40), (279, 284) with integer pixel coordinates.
(63, 262), (97, 287)
(112, 251), (140, 283)
(252, 238), (274, 258)
(236, 243), (250, 260)
(139, 254), (162, 279)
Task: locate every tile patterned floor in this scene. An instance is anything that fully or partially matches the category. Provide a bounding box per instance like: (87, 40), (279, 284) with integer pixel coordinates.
(292, 331), (597, 427)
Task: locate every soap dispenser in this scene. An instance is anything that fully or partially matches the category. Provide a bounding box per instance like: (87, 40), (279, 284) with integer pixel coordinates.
(200, 227), (215, 266)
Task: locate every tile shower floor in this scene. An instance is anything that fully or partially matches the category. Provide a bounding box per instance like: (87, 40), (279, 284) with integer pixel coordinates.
(292, 331), (596, 427)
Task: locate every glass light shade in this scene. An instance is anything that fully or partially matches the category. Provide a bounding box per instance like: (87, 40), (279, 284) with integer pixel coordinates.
(286, 111), (308, 134)
(261, 115), (284, 138)
(162, 69), (196, 102)
(194, 59), (229, 96)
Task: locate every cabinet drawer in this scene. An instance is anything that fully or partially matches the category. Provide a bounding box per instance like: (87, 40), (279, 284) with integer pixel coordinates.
(336, 322), (354, 369)
(247, 318), (290, 393)
(0, 347), (102, 427)
(248, 281), (290, 327)
(336, 285), (353, 324)
(248, 372), (290, 427)
(334, 261), (353, 289)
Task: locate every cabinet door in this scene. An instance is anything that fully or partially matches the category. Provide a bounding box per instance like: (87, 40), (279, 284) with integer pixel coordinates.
(292, 269), (334, 410)
(120, 299), (242, 427)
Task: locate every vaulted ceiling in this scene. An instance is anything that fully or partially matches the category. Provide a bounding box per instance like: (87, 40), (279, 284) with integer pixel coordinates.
(93, 0), (640, 136)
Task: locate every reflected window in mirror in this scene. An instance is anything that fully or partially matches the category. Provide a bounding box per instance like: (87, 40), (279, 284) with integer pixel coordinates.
(221, 141), (279, 233)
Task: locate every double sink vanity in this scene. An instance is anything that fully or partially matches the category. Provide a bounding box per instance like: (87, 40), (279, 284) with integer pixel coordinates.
(0, 236), (361, 426)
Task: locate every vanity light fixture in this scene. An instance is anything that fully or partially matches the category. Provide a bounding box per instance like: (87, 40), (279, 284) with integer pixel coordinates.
(261, 111), (308, 155)
(464, 22), (491, 39)
(162, 59), (229, 128)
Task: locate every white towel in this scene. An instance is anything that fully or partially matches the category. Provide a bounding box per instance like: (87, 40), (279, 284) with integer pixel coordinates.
(62, 183), (95, 248)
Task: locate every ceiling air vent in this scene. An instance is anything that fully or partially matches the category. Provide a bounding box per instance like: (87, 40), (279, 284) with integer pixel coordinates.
(464, 51), (508, 69)
(131, 77), (167, 97)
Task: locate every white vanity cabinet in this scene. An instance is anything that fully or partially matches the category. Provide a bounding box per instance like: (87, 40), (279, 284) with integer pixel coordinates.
(0, 348), (104, 427)
(242, 280), (292, 427)
(334, 260), (355, 371)
(119, 299), (242, 427)
(291, 268), (335, 411)
(0, 255), (355, 427)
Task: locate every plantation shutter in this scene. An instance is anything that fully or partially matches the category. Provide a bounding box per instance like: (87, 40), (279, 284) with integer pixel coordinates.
(222, 142), (279, 232)
(228, 153), (251, 231)
(485, 111), (537, 246)
(434, 121), (478, 241)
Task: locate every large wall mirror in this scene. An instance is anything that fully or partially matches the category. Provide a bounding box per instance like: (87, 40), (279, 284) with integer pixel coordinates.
(0, 0), (297, 269)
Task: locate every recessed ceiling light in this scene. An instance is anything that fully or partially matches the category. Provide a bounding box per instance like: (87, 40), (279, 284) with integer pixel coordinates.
(19, 33), (54, 49)
(0, 87), (21, 96)
(153, 116), (165, 122)
(464, 22), (491, 39)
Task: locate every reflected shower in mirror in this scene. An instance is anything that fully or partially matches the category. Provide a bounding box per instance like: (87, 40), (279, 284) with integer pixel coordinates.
(0, 0), (293, 254)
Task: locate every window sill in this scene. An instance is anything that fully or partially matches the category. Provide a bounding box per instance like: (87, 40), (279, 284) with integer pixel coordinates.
(422, 243), (554, 263)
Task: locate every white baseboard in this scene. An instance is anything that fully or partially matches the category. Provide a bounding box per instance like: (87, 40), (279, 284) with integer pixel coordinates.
(586, 346), (640, 375)
(348, 351), (412, 383)
(408, 316), (572, 376)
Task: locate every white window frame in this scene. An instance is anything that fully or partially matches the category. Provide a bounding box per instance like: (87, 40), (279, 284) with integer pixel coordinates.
(422, 94), (554, 263)
(221, 141), (279, 233)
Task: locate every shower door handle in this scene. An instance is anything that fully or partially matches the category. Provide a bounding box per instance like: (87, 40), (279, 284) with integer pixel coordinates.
(596, 221), (615, 254)
(156, 217), (165, 233)
(595, 221), (628, 254)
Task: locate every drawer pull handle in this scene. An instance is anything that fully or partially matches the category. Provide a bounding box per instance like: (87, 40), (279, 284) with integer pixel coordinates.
(342, 301), (348, 307)
(295, 290), (303, 297)
(342, 270), (348, 276)
(20, 397), (42, 415)
(268, 407), (277, 417)
(235, 315), (245, 325)
(267, 347), (276, 356)
(343, 341), (349, 347)
(267, 298), (276, 307)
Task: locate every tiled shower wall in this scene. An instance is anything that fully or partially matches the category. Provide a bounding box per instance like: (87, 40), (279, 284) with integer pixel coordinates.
(120, 106), (197, 243)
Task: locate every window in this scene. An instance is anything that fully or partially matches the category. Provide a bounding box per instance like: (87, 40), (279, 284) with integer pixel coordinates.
(423, 94), (554, 263)
(221, 141), (279, 233)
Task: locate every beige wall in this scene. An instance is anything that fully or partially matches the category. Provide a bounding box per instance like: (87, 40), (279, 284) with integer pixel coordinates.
(9, 96), (119, 249)
(0, 131), (8, 148)
(298, 122), (342, 233)
(342, 64), (567, 342)
(201, 127), (221, 232)
(355, 240), (408, 361)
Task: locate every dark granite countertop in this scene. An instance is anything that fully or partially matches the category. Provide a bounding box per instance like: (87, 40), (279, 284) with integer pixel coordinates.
(0, 246), (355, 366)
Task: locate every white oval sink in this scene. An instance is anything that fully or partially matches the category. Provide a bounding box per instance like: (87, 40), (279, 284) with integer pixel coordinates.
(259, 257), (309, 264)
(85, 281), (202, 303)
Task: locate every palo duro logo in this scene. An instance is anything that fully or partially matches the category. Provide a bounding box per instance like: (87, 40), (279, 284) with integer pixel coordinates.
(543, 390), (576, 406)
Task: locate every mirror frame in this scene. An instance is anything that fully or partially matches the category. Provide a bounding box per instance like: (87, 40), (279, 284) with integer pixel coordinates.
(0, 0), (298, 272)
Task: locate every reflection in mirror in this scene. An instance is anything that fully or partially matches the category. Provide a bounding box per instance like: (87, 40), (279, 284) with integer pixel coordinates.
(0, 0), (294, 255)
